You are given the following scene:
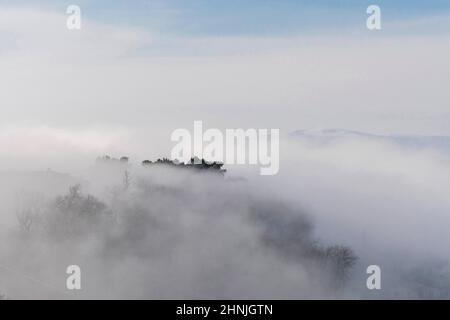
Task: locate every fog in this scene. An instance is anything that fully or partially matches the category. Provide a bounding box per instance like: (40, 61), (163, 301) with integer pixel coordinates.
(0, 160), (354, 299)
(0, 131), (450, 299)
(1, 4), (450, 300)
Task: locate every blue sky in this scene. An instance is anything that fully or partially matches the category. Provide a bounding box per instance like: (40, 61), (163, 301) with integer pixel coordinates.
(2, 0), (450, 36)
(1, 1), (450, 136)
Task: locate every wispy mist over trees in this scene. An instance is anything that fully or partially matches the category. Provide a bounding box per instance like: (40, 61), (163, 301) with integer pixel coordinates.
(2, 154), (450, 299)
(0, 157), (357, 299)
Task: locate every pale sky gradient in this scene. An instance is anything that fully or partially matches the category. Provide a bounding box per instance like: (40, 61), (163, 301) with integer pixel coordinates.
(0, 3), (449, 168)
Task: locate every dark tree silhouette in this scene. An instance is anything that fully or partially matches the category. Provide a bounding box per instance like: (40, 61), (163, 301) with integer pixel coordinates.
(96, 155), (129, 165)
(141, 157), (226, 174)
(44, 185), (111, 239)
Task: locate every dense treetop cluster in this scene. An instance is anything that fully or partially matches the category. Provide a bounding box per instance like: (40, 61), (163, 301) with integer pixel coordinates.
(97, 155), (226, 174)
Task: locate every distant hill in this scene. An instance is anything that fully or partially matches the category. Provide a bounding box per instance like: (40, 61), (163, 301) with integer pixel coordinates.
(290, 129), (450, 152)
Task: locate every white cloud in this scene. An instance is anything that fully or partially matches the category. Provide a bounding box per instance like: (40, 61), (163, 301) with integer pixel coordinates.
(0, 6), (450, 165)
(0, 7), (150, 59)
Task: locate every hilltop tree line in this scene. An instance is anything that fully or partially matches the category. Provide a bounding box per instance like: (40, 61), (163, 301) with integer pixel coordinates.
(97, 155), (226, 174)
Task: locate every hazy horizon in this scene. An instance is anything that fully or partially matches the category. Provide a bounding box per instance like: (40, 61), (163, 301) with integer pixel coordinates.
(1, 1), (450, 300)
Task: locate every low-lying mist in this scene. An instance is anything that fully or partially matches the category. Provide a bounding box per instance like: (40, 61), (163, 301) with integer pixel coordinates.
(1, 132), (450, 299)
(0, 160), (358, 299)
